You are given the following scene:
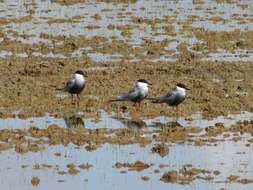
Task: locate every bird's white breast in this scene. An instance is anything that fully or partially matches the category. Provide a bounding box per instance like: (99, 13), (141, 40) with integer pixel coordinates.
(176, 86), (186, 97)
(74, 73), (85, 86)
(137, 82), (149, 96)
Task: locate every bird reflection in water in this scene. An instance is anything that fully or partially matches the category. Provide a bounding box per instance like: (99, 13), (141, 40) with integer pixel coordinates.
(150, 121), (183, 128)
(64, 115), (85, 128)
(112, 116), (147, 129)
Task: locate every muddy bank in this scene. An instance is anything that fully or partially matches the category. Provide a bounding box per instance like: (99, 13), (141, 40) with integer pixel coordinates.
(0, 56), (252, 118)
(0, 0), (251, 119)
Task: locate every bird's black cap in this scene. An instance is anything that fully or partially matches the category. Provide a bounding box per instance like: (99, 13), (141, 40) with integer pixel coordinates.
(75, 70), (88, 77)
(137, 79), (151, 85)
(176, 83), (190, 90)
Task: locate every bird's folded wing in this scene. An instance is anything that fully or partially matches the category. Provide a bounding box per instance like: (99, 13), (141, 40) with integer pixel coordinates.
(127, 87), (139, 99)
(152, 90), (174, 103)
(114, 87), (138, 101)
(164, 90), (177, 100)
(62, 79), (75, 92)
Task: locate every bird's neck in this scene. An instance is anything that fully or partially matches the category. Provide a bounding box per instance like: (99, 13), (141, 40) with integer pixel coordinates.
(137, 82), (148, 91)
(74, 73), (85, 82)
(176, 86), (186, 96)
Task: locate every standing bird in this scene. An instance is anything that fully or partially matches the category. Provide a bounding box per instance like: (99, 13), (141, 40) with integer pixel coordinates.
(110, 79), (151, 110)
(58, 70), (88, 104)
(150, 83), (190, 116)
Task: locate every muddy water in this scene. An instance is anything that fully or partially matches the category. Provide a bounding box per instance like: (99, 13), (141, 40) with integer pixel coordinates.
(0, 111), (252, 129)
(1, 141), (253, 190)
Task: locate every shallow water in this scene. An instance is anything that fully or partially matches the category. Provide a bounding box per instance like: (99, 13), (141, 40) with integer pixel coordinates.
(0, 0), (252, 61)
(1, 140), (253, 190)
(1, 110), (252, 129)
(0, 111), (252, 189)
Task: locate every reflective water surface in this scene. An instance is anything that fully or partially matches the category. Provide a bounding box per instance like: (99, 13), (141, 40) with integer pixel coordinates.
(0, 111), (252, 190)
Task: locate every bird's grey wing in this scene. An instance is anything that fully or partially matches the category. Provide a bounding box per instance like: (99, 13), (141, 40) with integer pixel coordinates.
(63, 79), (75, 92)
(152, 90), (175, 103)
(127, 87), (140, 101)
(115, 86), (139, 101)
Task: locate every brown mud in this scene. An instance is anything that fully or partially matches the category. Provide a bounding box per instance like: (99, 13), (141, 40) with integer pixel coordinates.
(161, 165), (253, 185)
(0, 1), (251, 119)
(0, 56), (252, 119)
(114, 161), (150, 171)
(31, 176), (40, 186)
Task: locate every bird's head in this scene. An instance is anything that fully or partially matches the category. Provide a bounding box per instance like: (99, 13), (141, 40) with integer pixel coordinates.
(176, 83), (190, 90)
(75, 70), (88, 77)
(137, 79), (152, 86)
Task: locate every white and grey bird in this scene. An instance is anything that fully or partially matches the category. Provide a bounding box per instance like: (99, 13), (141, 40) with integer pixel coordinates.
(58, 70), (88, 104)
(151, 83), (190, 108)
(110, 79), (151, 110)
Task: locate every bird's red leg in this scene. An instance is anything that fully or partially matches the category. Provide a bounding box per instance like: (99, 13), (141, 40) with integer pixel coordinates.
(71, 94), (74, 104)
(133, 102), (137, 111)
(176, 106), (179, 122)
(138, 102), (141, 112)
(77, 94), (80, 107)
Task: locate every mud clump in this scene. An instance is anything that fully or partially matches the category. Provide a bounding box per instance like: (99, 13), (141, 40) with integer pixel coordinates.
(109, 128), (151, 145)
(160, 166), (214, 184)
(0, 143), (11, 151)
(227, 175), (253, 184)
(151, 143), (169, 157)
(156, 126), (201, 143)
(79, 163), (93, 170)
(230, 120), (253, 136)
(67, 163), (80, 175)
(161, 171), (182, 183)
(141, 176), (150, 181)
(85, 143), (98, 152)
(238, 179), (253, 184)
(114, 161), (150, 171)
(205, 122), (226, 137)
(15, 144), (29, 154)
(31, 176), (40, 186)
(54, 0), (86, 5)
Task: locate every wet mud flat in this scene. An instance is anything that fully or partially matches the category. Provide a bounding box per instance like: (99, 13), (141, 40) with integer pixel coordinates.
(0, 0), (252, 118)
(0, 58), (252, 119)
(0, 0), (253, 189)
